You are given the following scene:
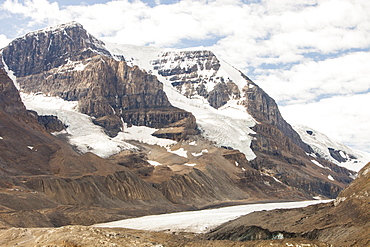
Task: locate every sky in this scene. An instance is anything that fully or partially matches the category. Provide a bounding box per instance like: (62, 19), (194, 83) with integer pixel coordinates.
(0, 0), (369, 153)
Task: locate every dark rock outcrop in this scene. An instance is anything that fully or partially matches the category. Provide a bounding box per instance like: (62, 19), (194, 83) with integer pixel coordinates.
(1, 22), (111, 78)
(37, 114), (66, 133)
(0, 69), (26, 115)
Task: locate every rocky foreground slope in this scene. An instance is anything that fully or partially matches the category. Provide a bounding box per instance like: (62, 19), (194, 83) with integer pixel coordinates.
(206, 161), (370, 246)
(0, 22), (368, 228)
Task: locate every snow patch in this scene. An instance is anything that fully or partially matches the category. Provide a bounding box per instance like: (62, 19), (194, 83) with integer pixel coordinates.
(361, 167), (370, 177)
(334, 196), (347, 206)
(184, 163), (196, 167)
(271, 176), (284, 184)
(120, 125), (176, 147)
(0, 137), (3, 140)
(56, 59), (89, 73)
(311, 159), (324, 168)
(327, 175), (335, 181)
(1, 52), (19, 90)
(147, 160), (163, 166)
(27, 146), (34, 150)
(73, 62), (88, 71)
(189, 141), (197, 146)
(167, 147), (188, 158)
(191, 149), (208, 157)
(262, 172), (284, 185)
(339, 150), (347, 159)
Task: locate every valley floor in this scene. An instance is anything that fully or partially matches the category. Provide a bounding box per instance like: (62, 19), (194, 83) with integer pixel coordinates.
(0, 200), (332, 247)
(0, 225), (330, 247)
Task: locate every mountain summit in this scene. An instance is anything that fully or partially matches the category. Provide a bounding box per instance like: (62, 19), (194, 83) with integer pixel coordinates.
(0, 22), (368, 227)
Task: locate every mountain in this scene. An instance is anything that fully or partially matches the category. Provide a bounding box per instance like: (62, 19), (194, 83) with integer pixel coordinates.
(293, 125), (369, 172)
(206, 161), (370, 246)
(0, 67), (178, 227)
(0, 22), (368, 227)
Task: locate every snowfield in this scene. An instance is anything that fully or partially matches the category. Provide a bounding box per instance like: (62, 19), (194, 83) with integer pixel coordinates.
(94, 200), (330, 233)
(20, 93), (176, 158)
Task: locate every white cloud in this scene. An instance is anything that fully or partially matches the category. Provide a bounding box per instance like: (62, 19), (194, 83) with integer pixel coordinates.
(280, 93), (370, 153)
(0, 34), (11, 49)
(2, 0), (62, 26)
(2, 0), (370, 57)
(255, 52), (370, 104)
(1, 0), (370, 153)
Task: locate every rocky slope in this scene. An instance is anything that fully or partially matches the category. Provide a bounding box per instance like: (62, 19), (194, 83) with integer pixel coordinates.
(0, 67), (180, 227)
(206, 161), (370, 246)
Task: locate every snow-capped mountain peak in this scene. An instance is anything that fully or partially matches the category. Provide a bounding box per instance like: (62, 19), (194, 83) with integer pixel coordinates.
(294, 125), (370, 172)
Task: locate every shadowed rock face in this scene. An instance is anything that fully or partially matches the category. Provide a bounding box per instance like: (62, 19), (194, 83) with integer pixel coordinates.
(0, 69), (26, 115)
(241, 77), (313, 154)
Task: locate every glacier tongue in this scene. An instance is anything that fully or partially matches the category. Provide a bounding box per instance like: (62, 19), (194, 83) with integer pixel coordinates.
(161, 75), (257, 160)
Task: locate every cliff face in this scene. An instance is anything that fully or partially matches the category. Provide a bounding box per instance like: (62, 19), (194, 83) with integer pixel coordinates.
(1, 22), (195, 138)
(0, 69), (26, 115)
(241, 78), (313, 154)
(152, 50), (240, 109)
(1, 22), (110, 78)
